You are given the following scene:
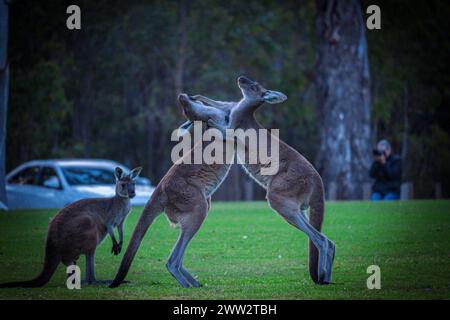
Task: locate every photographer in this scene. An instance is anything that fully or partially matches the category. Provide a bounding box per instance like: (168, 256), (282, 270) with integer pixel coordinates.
(369, 139), (402, 201)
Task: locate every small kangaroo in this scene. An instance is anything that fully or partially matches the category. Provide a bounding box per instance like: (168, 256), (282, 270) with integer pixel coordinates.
(191, 76), (335, 284)
(109, 94), (233, 288)
(0, 166), (142, 288)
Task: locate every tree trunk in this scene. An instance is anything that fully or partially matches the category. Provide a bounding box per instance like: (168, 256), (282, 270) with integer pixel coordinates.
(174, 0), (189, 94)
(401, 83), (408, 173)
(315, 0), (372, 200)
(0, 1), (9, 209)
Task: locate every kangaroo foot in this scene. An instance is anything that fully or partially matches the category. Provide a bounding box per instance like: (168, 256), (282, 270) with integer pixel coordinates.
(322, 240), (335, 284)
(316, 242), (329, 285)
(180, 267), (202, 288)
(317, 240), (335, 285)
(166, 263), (191, 288)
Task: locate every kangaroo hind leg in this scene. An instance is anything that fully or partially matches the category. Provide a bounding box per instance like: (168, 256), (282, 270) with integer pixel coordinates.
(84, 252), (115, 285)
(267, 193), (332, 284)
(84, 252), (98, 285)
(165, 201), (207, 288)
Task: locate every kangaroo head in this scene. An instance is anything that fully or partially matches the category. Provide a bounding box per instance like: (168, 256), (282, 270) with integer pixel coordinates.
(237, 76), (287, 108)
(177, 93), (229, 131)
(114, 166), (142, 199)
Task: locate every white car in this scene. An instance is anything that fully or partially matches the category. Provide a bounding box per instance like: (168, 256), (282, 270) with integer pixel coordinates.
(6, 159), (155, 209)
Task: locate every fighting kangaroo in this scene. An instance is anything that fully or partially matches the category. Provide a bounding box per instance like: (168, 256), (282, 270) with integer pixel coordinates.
(0, 167), (142, 288)
(109, 94), (234, 288)
(191, 76), (335, 284)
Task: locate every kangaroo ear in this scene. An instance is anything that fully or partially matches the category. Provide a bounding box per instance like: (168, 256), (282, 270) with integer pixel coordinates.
(114, 167), (124, 181)
(129, 167), (142, 180)
(263, 90), (287, 104)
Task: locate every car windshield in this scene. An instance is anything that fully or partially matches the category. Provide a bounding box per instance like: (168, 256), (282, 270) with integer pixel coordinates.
(62, 166), (116, 186)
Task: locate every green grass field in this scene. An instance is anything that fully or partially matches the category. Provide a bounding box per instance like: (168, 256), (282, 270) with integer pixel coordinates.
(0, 200), (449, 300)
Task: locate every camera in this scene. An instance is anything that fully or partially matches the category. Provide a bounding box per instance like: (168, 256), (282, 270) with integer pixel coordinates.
(373, 149), (385, 157)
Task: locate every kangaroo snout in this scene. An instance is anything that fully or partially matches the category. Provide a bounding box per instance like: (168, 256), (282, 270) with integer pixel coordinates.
(237, 76), (253, 86)
(178, 93), (190, 106)
(178, 93), (195, 119)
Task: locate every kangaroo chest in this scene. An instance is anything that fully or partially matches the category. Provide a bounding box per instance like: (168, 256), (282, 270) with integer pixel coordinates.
(234, 122), (273, 190)
(114, 207), (131, 225)
(204, 163), (233, 197)
(108, 201), (131, 227)
(201, 140), (235, 197)
(239, 162), (269, 190)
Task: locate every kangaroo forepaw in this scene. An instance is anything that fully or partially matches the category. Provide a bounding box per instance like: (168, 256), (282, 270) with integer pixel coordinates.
(207, 119), (219, 128)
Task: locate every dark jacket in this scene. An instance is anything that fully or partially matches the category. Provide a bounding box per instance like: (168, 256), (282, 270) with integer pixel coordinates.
(369, 154), (402, 195)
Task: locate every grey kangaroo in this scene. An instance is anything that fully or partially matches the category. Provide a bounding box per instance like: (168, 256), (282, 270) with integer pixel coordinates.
(0, 166), (142, 288)
(109, 94), (233, 288)
(191, 76), (335, 284)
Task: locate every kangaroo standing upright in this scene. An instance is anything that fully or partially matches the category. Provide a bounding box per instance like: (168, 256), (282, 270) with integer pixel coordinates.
(109, 94), (234, 288)
(0, 166), (142, 288)
(192, 76), (335, 284)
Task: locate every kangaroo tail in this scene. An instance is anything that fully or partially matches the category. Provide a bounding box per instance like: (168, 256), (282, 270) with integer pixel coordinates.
(308, 181), (325, 284)
(0, 236), (60, 288)
(109, 189), (164, 288)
